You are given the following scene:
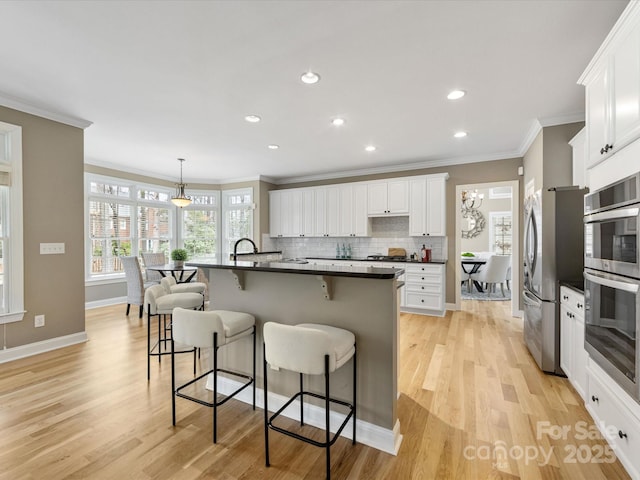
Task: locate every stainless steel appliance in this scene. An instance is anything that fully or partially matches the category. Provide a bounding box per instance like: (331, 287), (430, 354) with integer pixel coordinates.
(583, 172), (640, 401)
(523, 186), (588, 374)
(584, 172), (640, 278)
(584, 269), (639, 401)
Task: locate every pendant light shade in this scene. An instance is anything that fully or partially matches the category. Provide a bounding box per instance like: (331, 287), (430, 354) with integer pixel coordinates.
(171, 158), (192, 207)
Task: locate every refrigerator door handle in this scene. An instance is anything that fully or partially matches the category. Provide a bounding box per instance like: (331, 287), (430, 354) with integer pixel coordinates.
(522, 289), (540, 306)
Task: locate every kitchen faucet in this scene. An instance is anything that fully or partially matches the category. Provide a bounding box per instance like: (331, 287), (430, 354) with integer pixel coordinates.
(232, 237), (258, 260)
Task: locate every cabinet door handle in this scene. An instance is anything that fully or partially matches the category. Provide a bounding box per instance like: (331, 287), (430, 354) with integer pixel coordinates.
(619, 430), (628, 439)
(421, 286), (424, 290)
(563, 295), (569, 300)
(591, 395), (599, 403)
(577, 303), (583, 309)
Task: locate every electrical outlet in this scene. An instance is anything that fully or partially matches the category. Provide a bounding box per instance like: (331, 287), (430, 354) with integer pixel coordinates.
(40, 243), (65, 255)
(35, 315), (45, 328)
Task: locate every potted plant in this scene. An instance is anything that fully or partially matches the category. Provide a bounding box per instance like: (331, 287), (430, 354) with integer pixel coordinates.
(170, 248), (188, 268)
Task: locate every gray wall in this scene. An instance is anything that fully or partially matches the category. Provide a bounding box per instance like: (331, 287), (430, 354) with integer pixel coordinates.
(1, 106), (85, 348)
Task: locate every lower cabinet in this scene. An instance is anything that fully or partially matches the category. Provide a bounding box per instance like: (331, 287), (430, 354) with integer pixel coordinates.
(560, 286), (587, 400)
(402, 263), (445, 316)
(587, 361), (640, 479)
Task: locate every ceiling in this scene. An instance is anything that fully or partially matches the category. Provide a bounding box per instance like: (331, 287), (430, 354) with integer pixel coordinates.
(0, 0), (628, 184)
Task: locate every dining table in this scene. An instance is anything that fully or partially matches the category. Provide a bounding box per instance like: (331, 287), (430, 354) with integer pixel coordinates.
(461, 258), (487, 293)
(146, 264), (198, 284)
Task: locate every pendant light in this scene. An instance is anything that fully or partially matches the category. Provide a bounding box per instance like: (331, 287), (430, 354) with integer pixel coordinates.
(171, 158), (192, 207)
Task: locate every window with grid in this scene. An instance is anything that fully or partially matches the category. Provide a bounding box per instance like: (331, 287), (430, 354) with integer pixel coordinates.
(222, 188), (253, 258)
(0, 123), (24, 324)
(87, 176), (174, 279)
(181, 192), (220, 261)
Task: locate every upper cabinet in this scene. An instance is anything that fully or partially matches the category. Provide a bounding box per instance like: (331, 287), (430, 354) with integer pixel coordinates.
(269, 173), (448, 238)
(409, 174), (448, 237)
(581, 9), (640, 169)
(367, 179), (409, 215)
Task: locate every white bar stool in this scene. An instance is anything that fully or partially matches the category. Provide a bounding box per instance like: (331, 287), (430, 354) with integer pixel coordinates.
(262, 322), (356, 480)
(144, 284), (204, 380)
(171, 307), (256, 443)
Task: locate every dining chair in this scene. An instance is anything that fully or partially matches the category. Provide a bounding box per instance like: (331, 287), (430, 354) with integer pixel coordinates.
(469, 255), (511, 297)
(142, 252), (166, 283)
(122, 256), (156, 318)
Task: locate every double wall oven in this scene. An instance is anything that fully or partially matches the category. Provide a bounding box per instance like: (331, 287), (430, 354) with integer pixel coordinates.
(584, 172), (640, 401)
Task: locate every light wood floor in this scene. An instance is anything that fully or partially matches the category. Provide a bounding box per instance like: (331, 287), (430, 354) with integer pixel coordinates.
(0, 300), (632, 479)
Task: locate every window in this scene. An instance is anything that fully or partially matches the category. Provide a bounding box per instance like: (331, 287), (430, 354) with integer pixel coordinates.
(490, 211), (512, 255)
(86, 174), (175, 279)
(86, 174), (224, 280)
(222, 188), (253, 258)
(180, 192), (220, 261)
(0, 122), (24, 324)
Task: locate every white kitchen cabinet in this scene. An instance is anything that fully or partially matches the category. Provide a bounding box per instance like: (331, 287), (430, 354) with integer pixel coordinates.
(314, 186), (340, 237)
(367, 179), (409, 216)
(338, 183), (370, 237)
(402, 263), (445, 316)
(269, 188), (313, 238)
(569, 127), (587, 189)
(560, 285), (587, 401)
(581, 12), (640, 168)
(587, 361), (640, 480)
(409, 174), (447, 237)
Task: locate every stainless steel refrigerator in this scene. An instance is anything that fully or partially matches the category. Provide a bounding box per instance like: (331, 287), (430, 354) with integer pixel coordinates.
(523, 186), (587, 374)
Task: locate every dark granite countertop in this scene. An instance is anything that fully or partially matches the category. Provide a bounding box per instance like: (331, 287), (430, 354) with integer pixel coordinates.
(305, 256), (447, 265)
(560, 280), (584, 294)
(188, 260), (404, 279)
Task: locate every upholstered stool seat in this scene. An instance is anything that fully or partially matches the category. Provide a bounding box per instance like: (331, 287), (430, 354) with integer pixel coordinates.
(171, 308), (256, 443)
(263, 322), (356, 480)
(161, 276), (207, 296)
(144, 284), (204, 380)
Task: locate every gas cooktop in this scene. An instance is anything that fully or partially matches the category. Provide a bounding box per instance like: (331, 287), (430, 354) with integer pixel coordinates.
(366, 255), (408, 262)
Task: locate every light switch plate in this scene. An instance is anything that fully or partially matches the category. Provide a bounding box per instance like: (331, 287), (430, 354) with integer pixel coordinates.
(40, 243), (65, 254)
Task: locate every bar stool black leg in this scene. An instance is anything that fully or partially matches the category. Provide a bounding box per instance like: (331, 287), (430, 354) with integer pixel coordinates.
(213, 331), (218, 444)
(171, 338), (176, 426)
(325, 354), (331, 480)
(147, 306), (151, 380)
(252, 325), (256, 410)
(353, 343), (357, 444)
(263, 343), (270, 467)
(300, 372), (304, 426)
(139, 304), (143, 318)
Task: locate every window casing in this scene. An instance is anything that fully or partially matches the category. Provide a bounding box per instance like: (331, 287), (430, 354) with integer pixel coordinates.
(86, 174), (175, 280)
(222, 188), (254, 258)
(0, 122), (24, 324)
(86, 174), (223, 281)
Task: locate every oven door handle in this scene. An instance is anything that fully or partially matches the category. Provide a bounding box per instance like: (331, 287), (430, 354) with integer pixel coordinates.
(584, 207), (639, 223)
(584, 271), (639, 293)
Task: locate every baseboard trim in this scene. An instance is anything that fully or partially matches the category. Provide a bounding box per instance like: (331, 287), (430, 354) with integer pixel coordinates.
(204, 375), (402, 455)
(85, 296), (127, 310)
(0, 331), (88, 364)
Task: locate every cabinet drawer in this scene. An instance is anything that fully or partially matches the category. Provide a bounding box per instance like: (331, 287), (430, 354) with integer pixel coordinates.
(405, 282), (441, 294)
(588, 371), (640, 478)
(406, 273), (441, 285)
(405, 264), (442, 275)
(405, 292), (442, 310)
(560, 286), (585, 316)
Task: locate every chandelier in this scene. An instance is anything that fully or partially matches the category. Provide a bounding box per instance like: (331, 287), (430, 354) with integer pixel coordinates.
(461, 189), (484, 210)
(171, 158), (192, 208)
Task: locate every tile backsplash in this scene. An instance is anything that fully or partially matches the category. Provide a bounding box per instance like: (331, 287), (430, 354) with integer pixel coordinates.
(262, 217), (447, 261)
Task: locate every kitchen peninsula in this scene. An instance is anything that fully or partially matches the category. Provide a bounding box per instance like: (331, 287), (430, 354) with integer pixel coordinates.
(189, 259), (404, 454)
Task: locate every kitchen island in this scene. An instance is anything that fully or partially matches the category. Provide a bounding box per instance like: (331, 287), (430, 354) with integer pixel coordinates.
(188, 260), (403, 454)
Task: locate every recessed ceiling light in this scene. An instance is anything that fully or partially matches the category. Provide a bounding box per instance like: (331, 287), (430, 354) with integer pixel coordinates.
(300, 71), (320, 84)
(268, 144), (279, 150)
(244, 115), (261, 123)
(365, 145), (376, 152)
(454, 131), (467, 138)
(331, 118), (345, 126)
(447, 90), (466, 100)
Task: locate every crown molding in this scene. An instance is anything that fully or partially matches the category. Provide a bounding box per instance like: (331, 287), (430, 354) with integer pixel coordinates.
(274, 150), (522, 185)
(0, 92), (92, 129)
(518, 119), (542, 156)
(538, 112), (585, 128)
(578, 0), (640, 85)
